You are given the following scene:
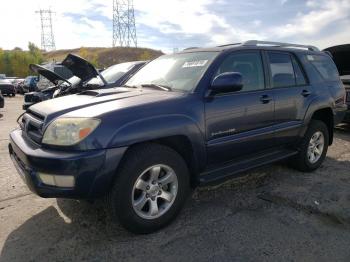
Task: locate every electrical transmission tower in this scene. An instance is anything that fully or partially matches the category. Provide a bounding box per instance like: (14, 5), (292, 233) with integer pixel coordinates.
(112, 0), (137, 47)
(35, 9), (56, 51)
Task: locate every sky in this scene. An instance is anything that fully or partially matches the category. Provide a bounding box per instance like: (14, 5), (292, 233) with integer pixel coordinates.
(0, 0), (349, 53)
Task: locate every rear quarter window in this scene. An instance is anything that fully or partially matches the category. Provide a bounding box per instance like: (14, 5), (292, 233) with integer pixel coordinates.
(307, 54), (339, 81)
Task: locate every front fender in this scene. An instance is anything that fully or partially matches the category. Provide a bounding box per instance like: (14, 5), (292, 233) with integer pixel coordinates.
(108, 114), (207, 170)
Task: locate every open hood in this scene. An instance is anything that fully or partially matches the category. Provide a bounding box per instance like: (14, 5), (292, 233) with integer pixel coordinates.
(61, 54), (106, 84)
(323, 44), (350, 76)
(29, 64), (70, 85)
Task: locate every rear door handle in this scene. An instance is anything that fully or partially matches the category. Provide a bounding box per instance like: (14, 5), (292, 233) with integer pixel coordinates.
(260, 95), (272, 104)
(301, 90), (311, 97)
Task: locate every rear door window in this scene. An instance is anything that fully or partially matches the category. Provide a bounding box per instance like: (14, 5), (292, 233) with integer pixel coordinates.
(307, 54), (339, 81)
(267, 52), (296, 88)
(291, 56), (307, 86)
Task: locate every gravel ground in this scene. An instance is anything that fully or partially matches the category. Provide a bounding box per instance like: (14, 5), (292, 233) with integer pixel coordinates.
(1, 96), (350, 262)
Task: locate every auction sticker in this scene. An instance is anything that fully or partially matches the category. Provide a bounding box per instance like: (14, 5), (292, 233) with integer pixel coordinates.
(182, 60), (208, 68)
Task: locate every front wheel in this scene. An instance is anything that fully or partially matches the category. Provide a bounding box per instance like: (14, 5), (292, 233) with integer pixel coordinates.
(292, 120), (329, 172)
(107, 143), (190, 234)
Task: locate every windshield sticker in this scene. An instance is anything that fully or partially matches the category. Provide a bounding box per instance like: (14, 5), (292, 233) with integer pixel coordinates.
(182, 60), (208, 68)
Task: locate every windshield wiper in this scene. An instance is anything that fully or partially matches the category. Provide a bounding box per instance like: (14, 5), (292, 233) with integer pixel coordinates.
(141, 84), (172, 91)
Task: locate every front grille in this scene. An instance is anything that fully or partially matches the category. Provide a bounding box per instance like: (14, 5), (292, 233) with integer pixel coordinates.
(346, 91), (350, 103)
(21, 110), (45, 144)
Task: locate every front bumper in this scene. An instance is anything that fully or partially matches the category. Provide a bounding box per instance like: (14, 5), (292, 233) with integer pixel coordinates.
(9, 128), (127, 199)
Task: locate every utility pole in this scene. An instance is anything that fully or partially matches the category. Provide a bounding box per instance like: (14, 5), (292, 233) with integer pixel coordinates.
(35, 9), (56, 51)
(112, 0), (137, 47)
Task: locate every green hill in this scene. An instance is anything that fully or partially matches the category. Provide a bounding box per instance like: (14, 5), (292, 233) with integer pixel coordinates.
(44, 46), (164, 68)
(0, 43), (164, 77)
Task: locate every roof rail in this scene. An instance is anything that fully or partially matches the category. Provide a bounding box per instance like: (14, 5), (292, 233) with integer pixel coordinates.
(243, 40), (319, 51)
(183, 47), (199, 51)
(216, 43), (241, 47)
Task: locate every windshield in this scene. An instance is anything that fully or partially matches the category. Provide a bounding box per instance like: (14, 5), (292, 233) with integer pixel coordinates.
(87, 62), (137, 86)
(126, 52), (218, 91)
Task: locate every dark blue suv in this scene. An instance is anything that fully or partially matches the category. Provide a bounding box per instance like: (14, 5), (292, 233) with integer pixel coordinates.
(9, 41), (347, 233)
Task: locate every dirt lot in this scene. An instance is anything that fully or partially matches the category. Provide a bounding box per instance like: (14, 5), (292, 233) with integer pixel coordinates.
(1, 96), (350, 262)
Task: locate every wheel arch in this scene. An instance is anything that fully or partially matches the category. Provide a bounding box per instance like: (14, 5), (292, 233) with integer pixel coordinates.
(107, 115), (207, 188)
(304, 107), (334, 145)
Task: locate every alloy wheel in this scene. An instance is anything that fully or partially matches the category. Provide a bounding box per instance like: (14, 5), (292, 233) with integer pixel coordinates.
(132, 164), (178, 219)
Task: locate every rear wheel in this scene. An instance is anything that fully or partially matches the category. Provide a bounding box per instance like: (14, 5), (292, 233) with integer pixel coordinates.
(107, 143), (190, 234)
(292, 120), (329, 172)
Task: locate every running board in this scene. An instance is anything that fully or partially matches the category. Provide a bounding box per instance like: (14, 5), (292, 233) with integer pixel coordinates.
(199, 148), (298, 186)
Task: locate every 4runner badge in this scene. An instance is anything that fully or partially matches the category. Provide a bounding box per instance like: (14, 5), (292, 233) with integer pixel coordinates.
(211, 128), (236, 138)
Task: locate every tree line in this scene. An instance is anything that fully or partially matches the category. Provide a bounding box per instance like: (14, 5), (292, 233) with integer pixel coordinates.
(0, 42), (43, 78)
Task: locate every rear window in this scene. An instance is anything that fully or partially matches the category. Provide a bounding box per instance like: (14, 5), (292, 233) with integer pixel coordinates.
(307, 54), (339, 81)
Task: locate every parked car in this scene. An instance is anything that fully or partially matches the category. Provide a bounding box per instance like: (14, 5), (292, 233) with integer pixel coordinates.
(0, 91), (4, 108)
(23, 54), (147, 110)
(36, 62), (74, 91)
(15, 80), (26, 94)
(22, 76), (39, 93)
(58, 54), (146, 94)
(9, 40), (347, 233)
(23, 63), (81, 110)
(11, 78), (25, 93)
(0, 79), (16, 96)
(324, 44), (350, 122)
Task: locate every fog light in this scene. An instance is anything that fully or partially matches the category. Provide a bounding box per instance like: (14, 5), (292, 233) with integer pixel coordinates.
(38, 173), (75, 188)
(38, 173), (56, 186)
(54, 175), (75, 187)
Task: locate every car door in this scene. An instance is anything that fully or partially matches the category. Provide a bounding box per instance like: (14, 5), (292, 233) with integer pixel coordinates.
(265, 51), (312, 145)
(205, 50), (275, 165)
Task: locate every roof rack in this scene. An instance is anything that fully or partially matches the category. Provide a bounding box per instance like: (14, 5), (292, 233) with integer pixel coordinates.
(243, 40), (319, 51)
(216, 43), (241, 47)
(183, 47), (199, 51)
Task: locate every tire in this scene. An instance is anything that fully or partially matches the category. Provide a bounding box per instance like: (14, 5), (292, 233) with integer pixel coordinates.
(292, 120), (329, 172)
(107, 143), (190, 234)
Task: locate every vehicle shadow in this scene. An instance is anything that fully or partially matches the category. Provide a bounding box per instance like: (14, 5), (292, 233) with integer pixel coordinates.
(1, 157), (350, 261)
(0, 171), (271, 261)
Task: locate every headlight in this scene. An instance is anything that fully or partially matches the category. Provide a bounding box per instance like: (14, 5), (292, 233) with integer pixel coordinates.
(42, 118), (100, 146)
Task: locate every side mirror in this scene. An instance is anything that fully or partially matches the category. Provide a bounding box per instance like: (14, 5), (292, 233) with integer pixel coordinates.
(210, 72), (243, 95)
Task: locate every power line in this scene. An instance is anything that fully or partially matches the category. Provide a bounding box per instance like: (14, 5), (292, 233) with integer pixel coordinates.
(112, 0), (137, 47)
(35, 9), (56, 51)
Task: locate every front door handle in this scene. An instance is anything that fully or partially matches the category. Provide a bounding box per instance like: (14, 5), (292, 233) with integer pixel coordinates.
(301, 90), (311, 97)
(260, 95), (272, 104)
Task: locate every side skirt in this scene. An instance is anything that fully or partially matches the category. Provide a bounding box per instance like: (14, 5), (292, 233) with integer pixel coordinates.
(198, 148), (298, 186)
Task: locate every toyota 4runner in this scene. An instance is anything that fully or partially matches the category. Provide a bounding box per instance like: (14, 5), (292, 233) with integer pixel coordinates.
(9, 40), (347, 233)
